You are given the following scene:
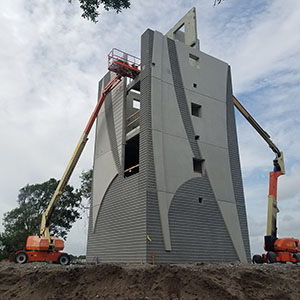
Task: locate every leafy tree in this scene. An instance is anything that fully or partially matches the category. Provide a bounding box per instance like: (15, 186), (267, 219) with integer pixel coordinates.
(214, 0), (225, 5)
(0, 178), (82, 260)
(69, 0), (131, 23)
(80, 169), (93, 203)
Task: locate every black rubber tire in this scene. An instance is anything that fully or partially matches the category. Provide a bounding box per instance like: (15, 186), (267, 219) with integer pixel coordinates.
(15, 252), (28, 264)
(252, 254), (264, 264)
(57, 254), (70, 265)
(267, 251), (277, 263)
(293, 253), (300, 263)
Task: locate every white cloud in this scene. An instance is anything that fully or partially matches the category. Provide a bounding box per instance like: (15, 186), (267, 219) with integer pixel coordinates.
(278, 164), (300, 201)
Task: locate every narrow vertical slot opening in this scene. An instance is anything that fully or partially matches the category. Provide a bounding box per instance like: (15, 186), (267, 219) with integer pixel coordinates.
(124, 134), (140, 177)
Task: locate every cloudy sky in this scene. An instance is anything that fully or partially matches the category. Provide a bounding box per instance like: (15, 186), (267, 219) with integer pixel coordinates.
(1, 0), (300, 258)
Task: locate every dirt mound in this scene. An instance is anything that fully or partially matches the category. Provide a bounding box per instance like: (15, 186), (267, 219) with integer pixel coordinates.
(0, 262), (299, 300)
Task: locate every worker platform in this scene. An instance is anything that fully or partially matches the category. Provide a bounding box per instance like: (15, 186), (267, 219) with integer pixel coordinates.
(108, 48), (140, 79)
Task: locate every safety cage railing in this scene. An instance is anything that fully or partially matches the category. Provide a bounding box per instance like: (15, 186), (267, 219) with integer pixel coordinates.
(108, 48), (141, 79)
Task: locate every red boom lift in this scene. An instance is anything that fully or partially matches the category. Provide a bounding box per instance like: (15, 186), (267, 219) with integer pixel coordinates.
(14, 49), (140, 265)
(233, 96), (300, 263)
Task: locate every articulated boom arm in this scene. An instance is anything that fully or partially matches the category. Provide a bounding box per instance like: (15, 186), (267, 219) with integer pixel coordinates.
(233, 95), (285, 246)
(233, 96), (284, 173)
(40, 75), (122, 240)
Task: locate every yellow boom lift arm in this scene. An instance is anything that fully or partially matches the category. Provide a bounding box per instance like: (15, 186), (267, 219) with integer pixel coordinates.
(14, 49), (140, 264)
(233, 96), (284, 174)
(40, 75), (122, 245)
(232, 96), (300, 264)
(233, 95), (285, 240)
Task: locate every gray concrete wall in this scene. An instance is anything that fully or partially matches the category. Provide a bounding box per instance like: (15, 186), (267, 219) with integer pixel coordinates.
(141, 29), (250, 263)
(86, 72), (146, 263)
(87, 19), (250, 263)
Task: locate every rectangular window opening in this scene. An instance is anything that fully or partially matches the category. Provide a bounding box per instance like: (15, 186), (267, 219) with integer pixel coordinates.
(198, 197), (203, 203)
(175, 23), (185, 33)
(130, 88), (141, 95)
(133, 99), (140, 109)
(193, 158), (204, 174)
(127, 79), (141, 93)
(191, 103), (202, 117)
(126, 91), (140, 134)
(126, 77), (132, 86)
(189, 53), (199, 61)
(124, 134), (139, 177)
(173, 23), (185, 43)
(189, 53), (200, 68)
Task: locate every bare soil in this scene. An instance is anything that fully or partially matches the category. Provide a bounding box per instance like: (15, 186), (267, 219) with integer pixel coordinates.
(0, 261), (300, 300)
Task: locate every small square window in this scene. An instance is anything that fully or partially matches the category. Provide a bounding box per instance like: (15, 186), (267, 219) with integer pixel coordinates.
(198, 197), (203, 203)
(193, 83), (197, 88)
(189, 53), (200, 68)
(133, 99), (140, 109)
(193, 158), (204, 174)
(191, 103), (201, 117)
(189, 53), (199, 61)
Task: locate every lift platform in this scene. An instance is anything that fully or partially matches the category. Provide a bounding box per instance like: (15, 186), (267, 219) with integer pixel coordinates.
(108, 48), (141, 79)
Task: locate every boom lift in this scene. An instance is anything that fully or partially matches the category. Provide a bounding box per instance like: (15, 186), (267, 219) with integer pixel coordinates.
(14, 49), (140, 265)
(233, 96), (300, 263)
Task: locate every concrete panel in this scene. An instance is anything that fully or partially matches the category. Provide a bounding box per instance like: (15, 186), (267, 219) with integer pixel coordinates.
(111, 84), (124, 151)
(187, 90), (228, 149)
(94, 110), (111, 159)
(160, 133), (195, 193)
(87, 173), (146, 263)
(200, 143), (235, 202)
(151, 78), (187, 139)
(151, 31), (174, 85)
(157, 191), (173, 250)
(151, 36), (199, 250)
(217, 201), (247, 263)
(152, 127), (195, 250)
(147, 176), (239, 263)
(92, 150), (117, 231)
(226, 67), (251, 261)
(104, 79), (123, 172)
(152, 130), (165, 192)
(167, 38), (201, 159)
(175, 41), (228, 102)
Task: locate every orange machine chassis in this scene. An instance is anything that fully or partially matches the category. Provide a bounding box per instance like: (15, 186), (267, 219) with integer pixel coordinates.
(262, 251), (298, 263)
(252, 171), (300, 264)
(15, 250), (66, 263)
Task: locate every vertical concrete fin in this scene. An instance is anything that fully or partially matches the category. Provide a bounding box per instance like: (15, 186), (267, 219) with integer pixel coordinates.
(226, 66), (251, 261)
(217, 201), (247, 263)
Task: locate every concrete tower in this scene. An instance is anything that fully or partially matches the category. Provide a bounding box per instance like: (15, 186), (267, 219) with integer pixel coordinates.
(86, 8), (251, 263)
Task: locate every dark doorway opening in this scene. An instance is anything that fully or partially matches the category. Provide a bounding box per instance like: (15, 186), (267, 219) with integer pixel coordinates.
(124, 134), (139, 177)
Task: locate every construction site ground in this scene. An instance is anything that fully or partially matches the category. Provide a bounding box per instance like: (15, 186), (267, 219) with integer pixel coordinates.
(1, 261), (300, 300)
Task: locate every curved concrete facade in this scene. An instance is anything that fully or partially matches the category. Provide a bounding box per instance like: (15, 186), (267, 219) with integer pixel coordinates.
(86, 9), (250, 263)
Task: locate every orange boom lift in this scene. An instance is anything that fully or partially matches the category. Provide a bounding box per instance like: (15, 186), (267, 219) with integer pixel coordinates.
(233, 96), (300, 264)
(14, 49), (140, 265)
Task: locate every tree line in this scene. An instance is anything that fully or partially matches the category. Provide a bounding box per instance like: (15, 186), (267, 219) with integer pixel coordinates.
(0, 170), (92, 260)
